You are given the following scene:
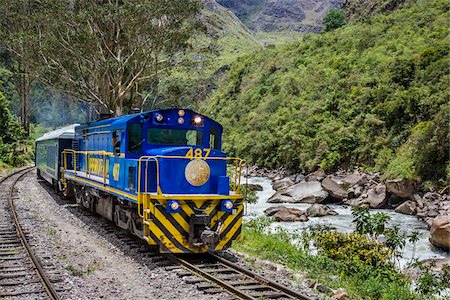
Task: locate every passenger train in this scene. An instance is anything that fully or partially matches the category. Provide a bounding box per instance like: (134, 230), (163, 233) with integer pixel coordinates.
(35, 109), (245, 253)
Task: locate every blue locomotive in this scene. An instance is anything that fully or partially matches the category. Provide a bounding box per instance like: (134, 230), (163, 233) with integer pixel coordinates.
(36, 109), (244, 253)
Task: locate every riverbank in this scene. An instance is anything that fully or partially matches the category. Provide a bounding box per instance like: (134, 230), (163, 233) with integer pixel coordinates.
(233, 169), (449, 299)
(244, 176), (448, 266)
(244, 166), (449, 252)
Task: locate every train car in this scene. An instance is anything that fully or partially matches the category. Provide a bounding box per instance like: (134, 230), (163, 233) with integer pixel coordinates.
(35, 124), (79, 191)
(59, 109), (244, 254)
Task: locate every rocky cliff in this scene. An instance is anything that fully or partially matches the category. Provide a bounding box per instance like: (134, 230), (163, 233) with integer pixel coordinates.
(216, 0), (343, 32)
(343, 0), (414, 22)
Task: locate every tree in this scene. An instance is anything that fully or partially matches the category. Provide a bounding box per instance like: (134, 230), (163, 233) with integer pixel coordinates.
(0, 0), (45, 135)
(323, 9), (347, 32)
(39, 0), (203, 116)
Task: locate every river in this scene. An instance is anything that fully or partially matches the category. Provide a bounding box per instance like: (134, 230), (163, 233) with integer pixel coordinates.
(243, 176), (449, 267)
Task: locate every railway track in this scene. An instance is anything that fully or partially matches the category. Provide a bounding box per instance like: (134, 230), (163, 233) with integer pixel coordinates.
(166, 253), (313, 300)
(0, 167), (60, 299)
(35, 174), (315, 300)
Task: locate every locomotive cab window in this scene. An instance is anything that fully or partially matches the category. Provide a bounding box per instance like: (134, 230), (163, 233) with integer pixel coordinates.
(112, 130), (121, 155)
(147, 128), (202, 146)
(128, 123), (143, 154)
(209, 127), (219, 150)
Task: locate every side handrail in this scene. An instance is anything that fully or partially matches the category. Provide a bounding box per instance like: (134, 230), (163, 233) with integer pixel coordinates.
(62, 150), (111, 184)
(137, 155), (244, 218)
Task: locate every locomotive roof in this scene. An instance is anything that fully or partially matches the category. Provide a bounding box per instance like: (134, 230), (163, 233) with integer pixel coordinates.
(76, 109), (222, 131)
(36, 124), (79, 142)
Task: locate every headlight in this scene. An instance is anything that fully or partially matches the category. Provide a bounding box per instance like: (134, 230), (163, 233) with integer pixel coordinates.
(193, 116), (202, 125)
(167, 200), (180, 213)
(155, 113), (163, 122)
(221, 200), (233, 212)
(178, 109), (185, 116)
(178, 117), (184, 124)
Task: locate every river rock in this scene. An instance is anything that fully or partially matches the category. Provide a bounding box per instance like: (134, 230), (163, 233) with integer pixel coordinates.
(386, 178), (419, 198)
(322, 176), (348, 200)
(272, 178), (294, 191)
(244, 183), (263, 191)
(388, 194), (406, 208)
(423, 192), (441, 202)
(283, 181), (329, 203)
(273, 208), (309, 222)
(366, 184), (387, 208)
(294, 173), (306, 183)
(307, 203), (338, 217)
(267, 192), (296, 203)
(429, 215), (450, 251)
(333, 290), (350, 300)
(264, 205), (287, 217)
(394, 200), (416, 215)
(305, 170), (326, 182)
(343, 174), (365, 186)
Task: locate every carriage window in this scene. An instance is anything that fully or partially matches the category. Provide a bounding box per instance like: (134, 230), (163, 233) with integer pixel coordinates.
(128, 123), (143, 154)
(210, 127), (219, 149)
(147, 128), (202, 146)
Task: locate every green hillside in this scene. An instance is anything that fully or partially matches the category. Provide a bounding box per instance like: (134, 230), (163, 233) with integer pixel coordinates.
(204, 0), (449, 184)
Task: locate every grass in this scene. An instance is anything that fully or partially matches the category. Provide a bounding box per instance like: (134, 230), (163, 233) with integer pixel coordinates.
(64, 262), (100, 278)
(47, 227), (57, 236)
(232, 223), (419, 300)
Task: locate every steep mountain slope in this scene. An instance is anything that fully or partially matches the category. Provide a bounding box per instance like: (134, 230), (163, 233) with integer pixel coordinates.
(217, 0), (342, 32)
(343, 0), (414, 22)
(201, 0), (259, 55)
(204, 0), (449, 183)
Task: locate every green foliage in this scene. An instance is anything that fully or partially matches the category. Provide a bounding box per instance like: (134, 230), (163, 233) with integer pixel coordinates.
(0, 90), (26, 167)
(313, 230), (393, 269)
(323, 9), (347, 32)
(352, 206), (391, 237)
(412, 260), (450, 297)
(205, 0), (449, 186)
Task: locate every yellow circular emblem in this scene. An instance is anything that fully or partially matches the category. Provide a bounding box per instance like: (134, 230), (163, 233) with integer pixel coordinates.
(185, 159), (210, 186)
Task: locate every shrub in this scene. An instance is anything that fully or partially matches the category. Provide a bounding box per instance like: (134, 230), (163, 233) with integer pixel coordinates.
(323, 9), (347, 32)
(312, 230), (393, 270)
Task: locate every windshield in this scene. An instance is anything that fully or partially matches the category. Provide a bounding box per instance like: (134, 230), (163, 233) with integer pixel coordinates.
(147, 128), (202, 146)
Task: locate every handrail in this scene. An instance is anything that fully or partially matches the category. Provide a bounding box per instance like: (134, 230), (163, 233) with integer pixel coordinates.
(62, 150), (111, 184)
(62, 150), (245, 219)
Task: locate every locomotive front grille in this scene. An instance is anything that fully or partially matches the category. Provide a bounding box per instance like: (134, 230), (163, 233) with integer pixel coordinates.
(143, 197), (244, 253)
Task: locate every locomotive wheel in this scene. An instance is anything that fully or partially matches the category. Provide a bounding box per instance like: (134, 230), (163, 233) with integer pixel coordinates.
(74, 187), (84, 205)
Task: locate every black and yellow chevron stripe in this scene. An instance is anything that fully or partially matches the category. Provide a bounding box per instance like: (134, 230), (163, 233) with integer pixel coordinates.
(145, 198), (244, 253)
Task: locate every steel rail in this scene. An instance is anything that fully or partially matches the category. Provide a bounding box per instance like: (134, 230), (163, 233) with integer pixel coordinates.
(167, 253), (313, 300)
(166, 254), (256, 300)
(209, 253), (312, 300)
(3, 167), (60, 300)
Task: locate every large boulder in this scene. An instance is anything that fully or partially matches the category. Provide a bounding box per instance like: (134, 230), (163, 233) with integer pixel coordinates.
(394, 200), (416, 215)
(272, 178), (294, 191)
(366, 184), (387, 208)
(244, 183), (263, 191)
(267, 192), (296, 203)
(283, 181), (328, 203)
(273, 208), (309, 222)
(429, 216), (450, 251)
(321, 176), (348, 200)
(264, 206), (287, 217)
(386, 178), (419, 198)
(343, 174), (365, 186)
(307, 203), (338, 217)
(305, 170), (326, 182)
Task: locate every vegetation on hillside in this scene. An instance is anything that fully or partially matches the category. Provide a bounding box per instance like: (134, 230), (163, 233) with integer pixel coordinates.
(205, 0), (449, 184)
(0, 85), (30, 168)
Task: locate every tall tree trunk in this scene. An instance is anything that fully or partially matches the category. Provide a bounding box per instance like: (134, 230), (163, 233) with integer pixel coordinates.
(15, 70), (32, 136)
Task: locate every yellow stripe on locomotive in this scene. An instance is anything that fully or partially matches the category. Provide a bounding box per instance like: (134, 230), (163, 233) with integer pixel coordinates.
(60, 109), (245, 254)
